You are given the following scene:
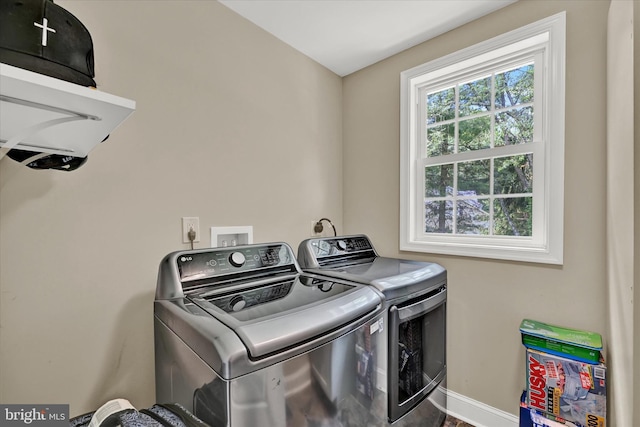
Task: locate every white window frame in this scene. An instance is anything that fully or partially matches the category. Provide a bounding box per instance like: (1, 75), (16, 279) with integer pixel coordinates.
(400, 12), (565, 264)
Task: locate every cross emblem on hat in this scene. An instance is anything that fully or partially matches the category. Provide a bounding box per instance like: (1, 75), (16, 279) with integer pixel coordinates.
(34, 17), (56, 47)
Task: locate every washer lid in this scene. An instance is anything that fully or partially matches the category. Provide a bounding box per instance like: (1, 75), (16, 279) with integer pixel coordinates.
(189, 275), (382, 358)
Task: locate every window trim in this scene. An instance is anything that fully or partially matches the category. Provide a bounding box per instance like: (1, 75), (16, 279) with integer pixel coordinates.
(400, 12), (565, 264)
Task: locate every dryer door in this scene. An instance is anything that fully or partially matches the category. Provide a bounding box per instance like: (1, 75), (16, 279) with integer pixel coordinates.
(388, 285), (447, 422)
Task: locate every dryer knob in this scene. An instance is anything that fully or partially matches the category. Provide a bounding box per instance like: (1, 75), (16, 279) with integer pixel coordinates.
(336, 240), (347, 251)
(229, 252), (246, 267)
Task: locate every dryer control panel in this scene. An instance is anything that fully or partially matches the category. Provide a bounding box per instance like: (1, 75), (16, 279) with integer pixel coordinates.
(298, 235), (378, 268)
(309, 235), (373, 257)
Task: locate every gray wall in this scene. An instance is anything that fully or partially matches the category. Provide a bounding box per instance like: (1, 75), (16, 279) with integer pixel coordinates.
(0, 0), (342, 415)
(1, 0), (634, 424)
(342, 0), (610, 416)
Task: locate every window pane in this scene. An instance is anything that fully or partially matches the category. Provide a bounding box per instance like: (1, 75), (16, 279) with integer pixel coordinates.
(427, 123), (455, 156)
(427, 87), (455, 124)
(495, 106), (533, 146)
(459, 116), (491, 151)
(457, 199), (490, 235)
(459, 76), (491, 117)
(495, 64), (534, 109)
(494, 155), (533, 194)
(458, 159), (490, 195)
(425, 164), (454, 197)
(493, 197), (532, 236)
(425, 200), (453, 233)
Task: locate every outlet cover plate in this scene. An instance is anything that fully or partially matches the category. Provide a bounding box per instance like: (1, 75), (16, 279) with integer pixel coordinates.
(182, 217), (200, 243)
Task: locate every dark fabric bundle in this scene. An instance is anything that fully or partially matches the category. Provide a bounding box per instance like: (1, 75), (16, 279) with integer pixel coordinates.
(69, 403), (211, 427)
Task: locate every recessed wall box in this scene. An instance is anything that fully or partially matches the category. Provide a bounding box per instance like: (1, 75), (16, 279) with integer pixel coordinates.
(210, 226), (253, 248)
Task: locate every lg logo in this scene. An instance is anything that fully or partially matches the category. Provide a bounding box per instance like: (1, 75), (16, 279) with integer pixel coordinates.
(180, 256), (193, 262)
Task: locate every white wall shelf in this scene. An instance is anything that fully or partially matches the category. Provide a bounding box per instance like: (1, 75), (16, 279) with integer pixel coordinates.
(0, 63), (135, 158)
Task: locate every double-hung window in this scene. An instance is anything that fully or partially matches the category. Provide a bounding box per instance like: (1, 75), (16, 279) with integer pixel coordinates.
(400, 13), (565, 264)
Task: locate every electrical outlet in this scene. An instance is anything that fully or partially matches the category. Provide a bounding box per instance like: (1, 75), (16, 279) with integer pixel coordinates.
(182, 217), (200, 243)
(311, 220), (322, 236)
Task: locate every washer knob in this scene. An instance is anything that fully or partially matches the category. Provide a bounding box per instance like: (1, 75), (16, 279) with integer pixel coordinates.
(229, 295), (246, 312)
(336, 240), (347, 251)
(229, 252), (246, 267)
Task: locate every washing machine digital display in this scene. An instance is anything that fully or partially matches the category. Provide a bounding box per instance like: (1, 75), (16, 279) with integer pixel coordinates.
(258, 247), (283, 266)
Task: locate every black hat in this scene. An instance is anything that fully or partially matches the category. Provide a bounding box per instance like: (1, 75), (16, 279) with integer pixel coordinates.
(0, 0), (96, 86)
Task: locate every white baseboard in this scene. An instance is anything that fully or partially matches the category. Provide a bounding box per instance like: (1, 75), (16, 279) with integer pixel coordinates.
(437, 387), (519, 427)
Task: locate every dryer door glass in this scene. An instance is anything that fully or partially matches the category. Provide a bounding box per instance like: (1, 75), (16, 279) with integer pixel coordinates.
(388, 286), (447, 422)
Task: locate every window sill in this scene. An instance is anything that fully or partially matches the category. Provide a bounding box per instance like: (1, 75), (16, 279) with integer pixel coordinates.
(400, 238), (563, 265)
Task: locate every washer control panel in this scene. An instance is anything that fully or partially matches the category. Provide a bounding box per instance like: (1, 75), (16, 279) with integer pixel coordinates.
(178, 243), (295, 283)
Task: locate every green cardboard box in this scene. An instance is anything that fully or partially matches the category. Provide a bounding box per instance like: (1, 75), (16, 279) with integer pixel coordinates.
(520, 319), (602, 364)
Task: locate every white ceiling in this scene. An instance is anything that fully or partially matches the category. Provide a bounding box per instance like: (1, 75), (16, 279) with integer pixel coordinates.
(218, 0), (518, 76)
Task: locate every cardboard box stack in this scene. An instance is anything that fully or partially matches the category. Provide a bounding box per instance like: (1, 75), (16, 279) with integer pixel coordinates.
(519, 319), (606, 427)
